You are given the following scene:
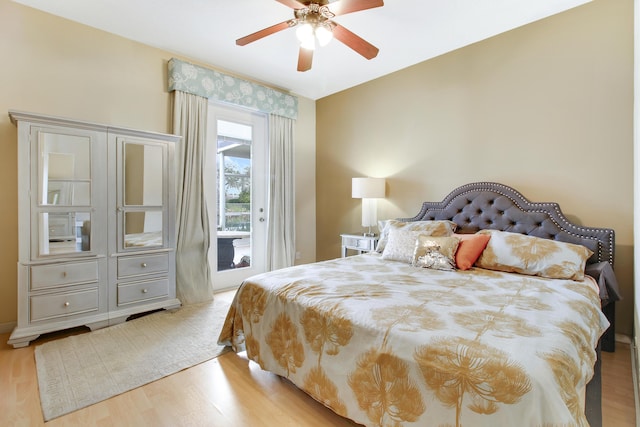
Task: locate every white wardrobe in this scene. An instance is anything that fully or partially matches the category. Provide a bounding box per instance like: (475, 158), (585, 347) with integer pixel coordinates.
(8, 111), (180, 348)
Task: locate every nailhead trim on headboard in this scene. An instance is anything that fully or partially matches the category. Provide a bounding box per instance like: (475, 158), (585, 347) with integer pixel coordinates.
(399, 182), (615, 267)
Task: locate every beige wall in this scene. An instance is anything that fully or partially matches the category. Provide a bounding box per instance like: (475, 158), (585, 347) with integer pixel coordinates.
(317, 0), (634, 336)
(0, 0), (316, 329)
(294, 97), (317, 265)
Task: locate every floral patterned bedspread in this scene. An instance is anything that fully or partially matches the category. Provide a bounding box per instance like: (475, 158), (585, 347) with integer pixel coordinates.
(218, 253), (609, 427)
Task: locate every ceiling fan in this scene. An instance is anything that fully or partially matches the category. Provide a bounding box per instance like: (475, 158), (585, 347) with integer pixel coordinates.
(236, 0), (384, 72)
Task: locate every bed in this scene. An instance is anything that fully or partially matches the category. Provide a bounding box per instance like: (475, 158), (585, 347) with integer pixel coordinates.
(218, 182), (618, 427)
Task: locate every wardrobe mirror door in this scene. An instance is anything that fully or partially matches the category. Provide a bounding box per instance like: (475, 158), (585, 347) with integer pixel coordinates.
(123, 211), (163, 248)
(38, 211), (91, 256)
(121, 141), (165, 249)
(39, 132), (91, 206)
(123, 142), (163, 206)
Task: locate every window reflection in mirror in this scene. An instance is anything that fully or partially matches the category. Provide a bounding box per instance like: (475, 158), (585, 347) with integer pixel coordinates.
(124, 211), (163, 248)
(40, 132), (91, 206)
(47, 181), (91, 205)
(124, 143), (163, 206)
(39, 212), (91, 255)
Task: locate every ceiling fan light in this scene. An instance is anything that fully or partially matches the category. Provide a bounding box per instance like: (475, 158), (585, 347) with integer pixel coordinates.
(315, 25), (333, 47)
(300, 36), (315, 50)
(295, 23), (313, 43)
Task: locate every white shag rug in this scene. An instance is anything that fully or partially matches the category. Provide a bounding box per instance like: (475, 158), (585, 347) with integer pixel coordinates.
(34, 296), (232, 421)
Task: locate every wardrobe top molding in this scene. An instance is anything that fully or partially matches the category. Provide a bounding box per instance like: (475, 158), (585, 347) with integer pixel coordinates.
(8, 110), (181, 143)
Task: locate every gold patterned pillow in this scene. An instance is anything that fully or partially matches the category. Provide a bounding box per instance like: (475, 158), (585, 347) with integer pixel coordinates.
(376, 220), (457, 253)
(412, 235), (460, 271)
(475, 230), (593, 280)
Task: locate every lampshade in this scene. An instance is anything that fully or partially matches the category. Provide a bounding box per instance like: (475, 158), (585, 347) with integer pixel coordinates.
(315, 24), (333, 46)
(296, 23), (314, 49)
(296, 23), (313, 43)
(352, 177), (385, 235)
(352, 177), (385, 199)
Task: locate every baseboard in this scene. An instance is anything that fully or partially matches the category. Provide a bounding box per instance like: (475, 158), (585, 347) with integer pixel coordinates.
(0, 322), (16, 334)
(214, 284), (240, 294)
(631, 337), (640, 427)
(617, 333), (633, 344)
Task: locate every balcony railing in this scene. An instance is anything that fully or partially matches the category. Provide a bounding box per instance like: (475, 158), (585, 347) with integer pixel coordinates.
(220, 202), (250, 231)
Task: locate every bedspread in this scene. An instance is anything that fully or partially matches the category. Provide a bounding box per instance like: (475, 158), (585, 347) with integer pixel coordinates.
(218, 253), (609, 427)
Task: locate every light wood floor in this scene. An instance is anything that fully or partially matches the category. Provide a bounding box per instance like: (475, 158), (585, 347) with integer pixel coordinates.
(602, 340), (638, 427)
(1, 295), (636, 426)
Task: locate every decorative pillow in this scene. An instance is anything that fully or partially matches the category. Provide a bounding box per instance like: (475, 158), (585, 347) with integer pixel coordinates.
(378, 219), (388, 235)
(453, 233), (491, 270)
(475, 230), (593, 280)
(376, 219), (457, 253)
(412, 235), (460, 271)
(381, 227), (424, 263)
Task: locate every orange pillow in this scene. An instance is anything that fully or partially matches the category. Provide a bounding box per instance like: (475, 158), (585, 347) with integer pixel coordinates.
(454, 233), (491, 270)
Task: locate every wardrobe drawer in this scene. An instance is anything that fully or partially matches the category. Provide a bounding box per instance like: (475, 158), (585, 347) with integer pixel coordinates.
(117, 253), (168, 278)
(117, 278), (169, 306)
(30, 288), (99, 322)
(31, 260), (99, 291)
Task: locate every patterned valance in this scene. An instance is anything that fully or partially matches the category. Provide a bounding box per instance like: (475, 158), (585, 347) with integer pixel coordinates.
(168, 58), (298, 120)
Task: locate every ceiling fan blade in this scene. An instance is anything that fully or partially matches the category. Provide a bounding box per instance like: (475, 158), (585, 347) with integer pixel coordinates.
(332, 23), (379, 59)
(297, 47), (313, 72)
(236, 20), (294, 46)
(329, 0), (384, 16)
(275, 0), (308, 9)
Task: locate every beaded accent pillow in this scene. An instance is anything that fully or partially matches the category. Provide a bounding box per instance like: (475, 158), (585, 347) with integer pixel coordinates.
(412, 235), (460, 271)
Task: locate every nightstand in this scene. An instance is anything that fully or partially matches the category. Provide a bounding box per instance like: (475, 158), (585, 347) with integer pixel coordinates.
(341, 233), (379, 257)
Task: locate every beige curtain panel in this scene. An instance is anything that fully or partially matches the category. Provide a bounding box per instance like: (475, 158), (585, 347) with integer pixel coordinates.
(267, 114), (296, 270)
(172, 90), (214, 304)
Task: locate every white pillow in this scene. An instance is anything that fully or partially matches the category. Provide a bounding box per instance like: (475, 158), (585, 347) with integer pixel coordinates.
(382, 227), (423, 263)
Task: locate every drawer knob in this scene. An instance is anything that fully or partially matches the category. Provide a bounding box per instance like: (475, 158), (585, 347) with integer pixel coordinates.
(142, 288), (148, 294)
(62, 271), (67, 278)
(64, 301), (70, 307)
(141, 263), (147, 268)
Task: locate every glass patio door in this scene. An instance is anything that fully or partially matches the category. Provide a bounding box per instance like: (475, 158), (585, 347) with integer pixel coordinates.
(205, 103), (267, 291)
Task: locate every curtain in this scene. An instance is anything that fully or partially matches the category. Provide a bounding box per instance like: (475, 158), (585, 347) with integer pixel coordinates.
(267, 114), (296, 270)
(172, 90), (214, 304)
(168, 60), (299, 296)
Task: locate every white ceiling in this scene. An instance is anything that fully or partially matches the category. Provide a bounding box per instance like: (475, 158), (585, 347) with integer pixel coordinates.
(13, 0), (590, 100)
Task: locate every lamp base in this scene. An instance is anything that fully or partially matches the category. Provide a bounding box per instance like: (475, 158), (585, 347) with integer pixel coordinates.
(360, 199), (378, 239)
(362, 224), (376, 237)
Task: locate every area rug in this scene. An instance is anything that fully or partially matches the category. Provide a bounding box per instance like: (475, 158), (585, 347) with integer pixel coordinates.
(34, 296), (232, 421)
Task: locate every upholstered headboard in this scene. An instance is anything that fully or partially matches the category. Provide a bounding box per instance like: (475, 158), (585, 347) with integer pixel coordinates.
(400, 182), (615, 267)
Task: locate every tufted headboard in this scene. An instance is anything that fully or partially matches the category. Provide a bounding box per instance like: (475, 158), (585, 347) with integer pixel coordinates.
(399, 182), (615, 267)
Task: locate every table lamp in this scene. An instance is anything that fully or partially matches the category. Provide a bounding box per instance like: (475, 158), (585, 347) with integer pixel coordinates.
(352, 177), (385, 236)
